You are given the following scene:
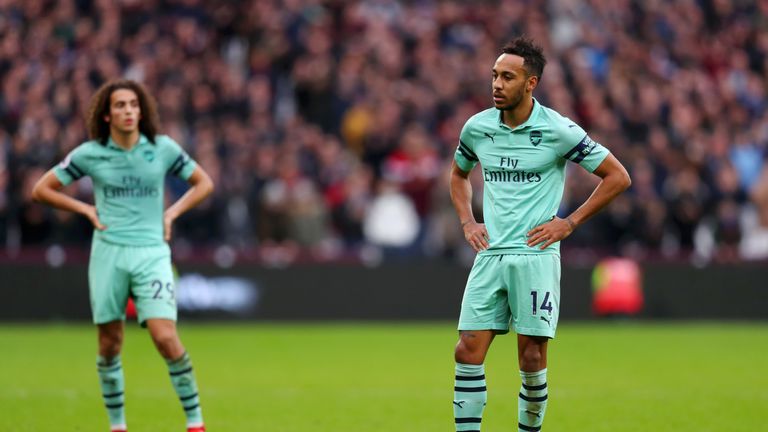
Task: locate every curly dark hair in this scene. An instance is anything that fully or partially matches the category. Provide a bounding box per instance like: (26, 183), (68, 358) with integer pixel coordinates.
(86, 79), (159, 145)
(501, 37), (547, 80)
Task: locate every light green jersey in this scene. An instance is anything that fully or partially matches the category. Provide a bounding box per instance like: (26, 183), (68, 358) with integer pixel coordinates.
(54, 134), (197, 246)
(454, 99), (609, 256)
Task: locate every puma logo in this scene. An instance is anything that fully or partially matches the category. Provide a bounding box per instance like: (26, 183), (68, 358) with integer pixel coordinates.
(540, 316), (551, 326)
(525, 409), (542, 418)
(483, 132), (496, 143)
(453, 400), (465, 408)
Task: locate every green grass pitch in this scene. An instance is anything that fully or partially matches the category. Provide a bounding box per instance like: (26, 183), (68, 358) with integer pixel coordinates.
(1, 322), (766, 431)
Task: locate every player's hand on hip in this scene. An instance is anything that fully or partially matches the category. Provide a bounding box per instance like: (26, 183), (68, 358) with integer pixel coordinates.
(163, 212), (175, 241)
(83, 205), (106, 230)
(463, 221), (490, 252)
(527, 217), (573, 250)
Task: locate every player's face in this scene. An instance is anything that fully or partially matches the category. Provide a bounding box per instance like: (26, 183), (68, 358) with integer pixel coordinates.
(105, 89), (141, 134)
(492, 54), (537, 111)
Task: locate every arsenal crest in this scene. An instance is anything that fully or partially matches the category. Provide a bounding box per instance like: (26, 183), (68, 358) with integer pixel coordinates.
(529, 130), (542, 146)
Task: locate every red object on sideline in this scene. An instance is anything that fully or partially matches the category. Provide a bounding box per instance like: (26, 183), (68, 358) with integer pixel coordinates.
(592, 257), (644, 316)
(126, 298), (137, 320)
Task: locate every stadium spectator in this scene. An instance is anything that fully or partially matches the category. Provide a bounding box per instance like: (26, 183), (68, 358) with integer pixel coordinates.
(1, 0), (767, 264)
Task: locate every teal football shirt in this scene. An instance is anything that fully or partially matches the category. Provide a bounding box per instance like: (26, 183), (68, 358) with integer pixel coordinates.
(454, 99), (609, 255)
(54, 134), (197, 246)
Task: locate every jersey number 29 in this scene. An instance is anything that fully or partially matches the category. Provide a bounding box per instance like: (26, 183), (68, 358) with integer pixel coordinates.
(152, 280), (175, 300)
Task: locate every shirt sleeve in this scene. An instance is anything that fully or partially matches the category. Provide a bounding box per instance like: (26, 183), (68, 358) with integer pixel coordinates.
(53, 146), (89, 186)
(162, 136), (198, 181)
(454, 120), (479, 173)
(554, 121), (609, 173)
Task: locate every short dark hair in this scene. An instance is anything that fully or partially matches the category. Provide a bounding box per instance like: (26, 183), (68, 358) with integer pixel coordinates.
(501, 37), (546, 80)
(86, 79), (159, 145)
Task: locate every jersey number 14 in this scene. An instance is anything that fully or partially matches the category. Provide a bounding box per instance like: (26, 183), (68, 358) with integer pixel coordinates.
(531, 291), (553, 315)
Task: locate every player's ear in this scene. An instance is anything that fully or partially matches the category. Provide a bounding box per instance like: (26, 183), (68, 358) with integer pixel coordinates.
(527, 75), (539, 93)
(103, 115), (110, 123)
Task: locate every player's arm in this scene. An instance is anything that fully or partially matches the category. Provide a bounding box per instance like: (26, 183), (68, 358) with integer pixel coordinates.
(527, 153), (631, 249)
(31, 169), (105, 230)
(567, 153), (632, 227)
(163, 165), (214, 241)
(450, 160), (489, 252)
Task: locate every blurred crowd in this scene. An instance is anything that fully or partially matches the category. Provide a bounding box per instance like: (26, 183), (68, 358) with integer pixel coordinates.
(2, 0), (768, 264)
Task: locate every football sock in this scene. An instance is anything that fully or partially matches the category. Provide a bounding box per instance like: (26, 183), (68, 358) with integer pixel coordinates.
(97, 355), (126, 430)
(167, 352), (204, 427)
(518, 368), (548, 432)
(454, 363), (487, 431)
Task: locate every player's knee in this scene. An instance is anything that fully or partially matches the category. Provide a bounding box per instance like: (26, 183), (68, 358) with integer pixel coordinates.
(454, 339), (484, 364)
(152, 332), (175, 350)
(98, 331), (123, 356)
(519, 345), (544, 370)
(151, 331), (182, 358)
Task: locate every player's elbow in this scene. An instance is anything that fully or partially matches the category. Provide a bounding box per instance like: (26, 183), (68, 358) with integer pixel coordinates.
(618, 170), (632, 192)
(200, 176), (215, 198)
(608, 166), (631, 194)
(192, 169), (215, 198)
(30, 182), (45, 203)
